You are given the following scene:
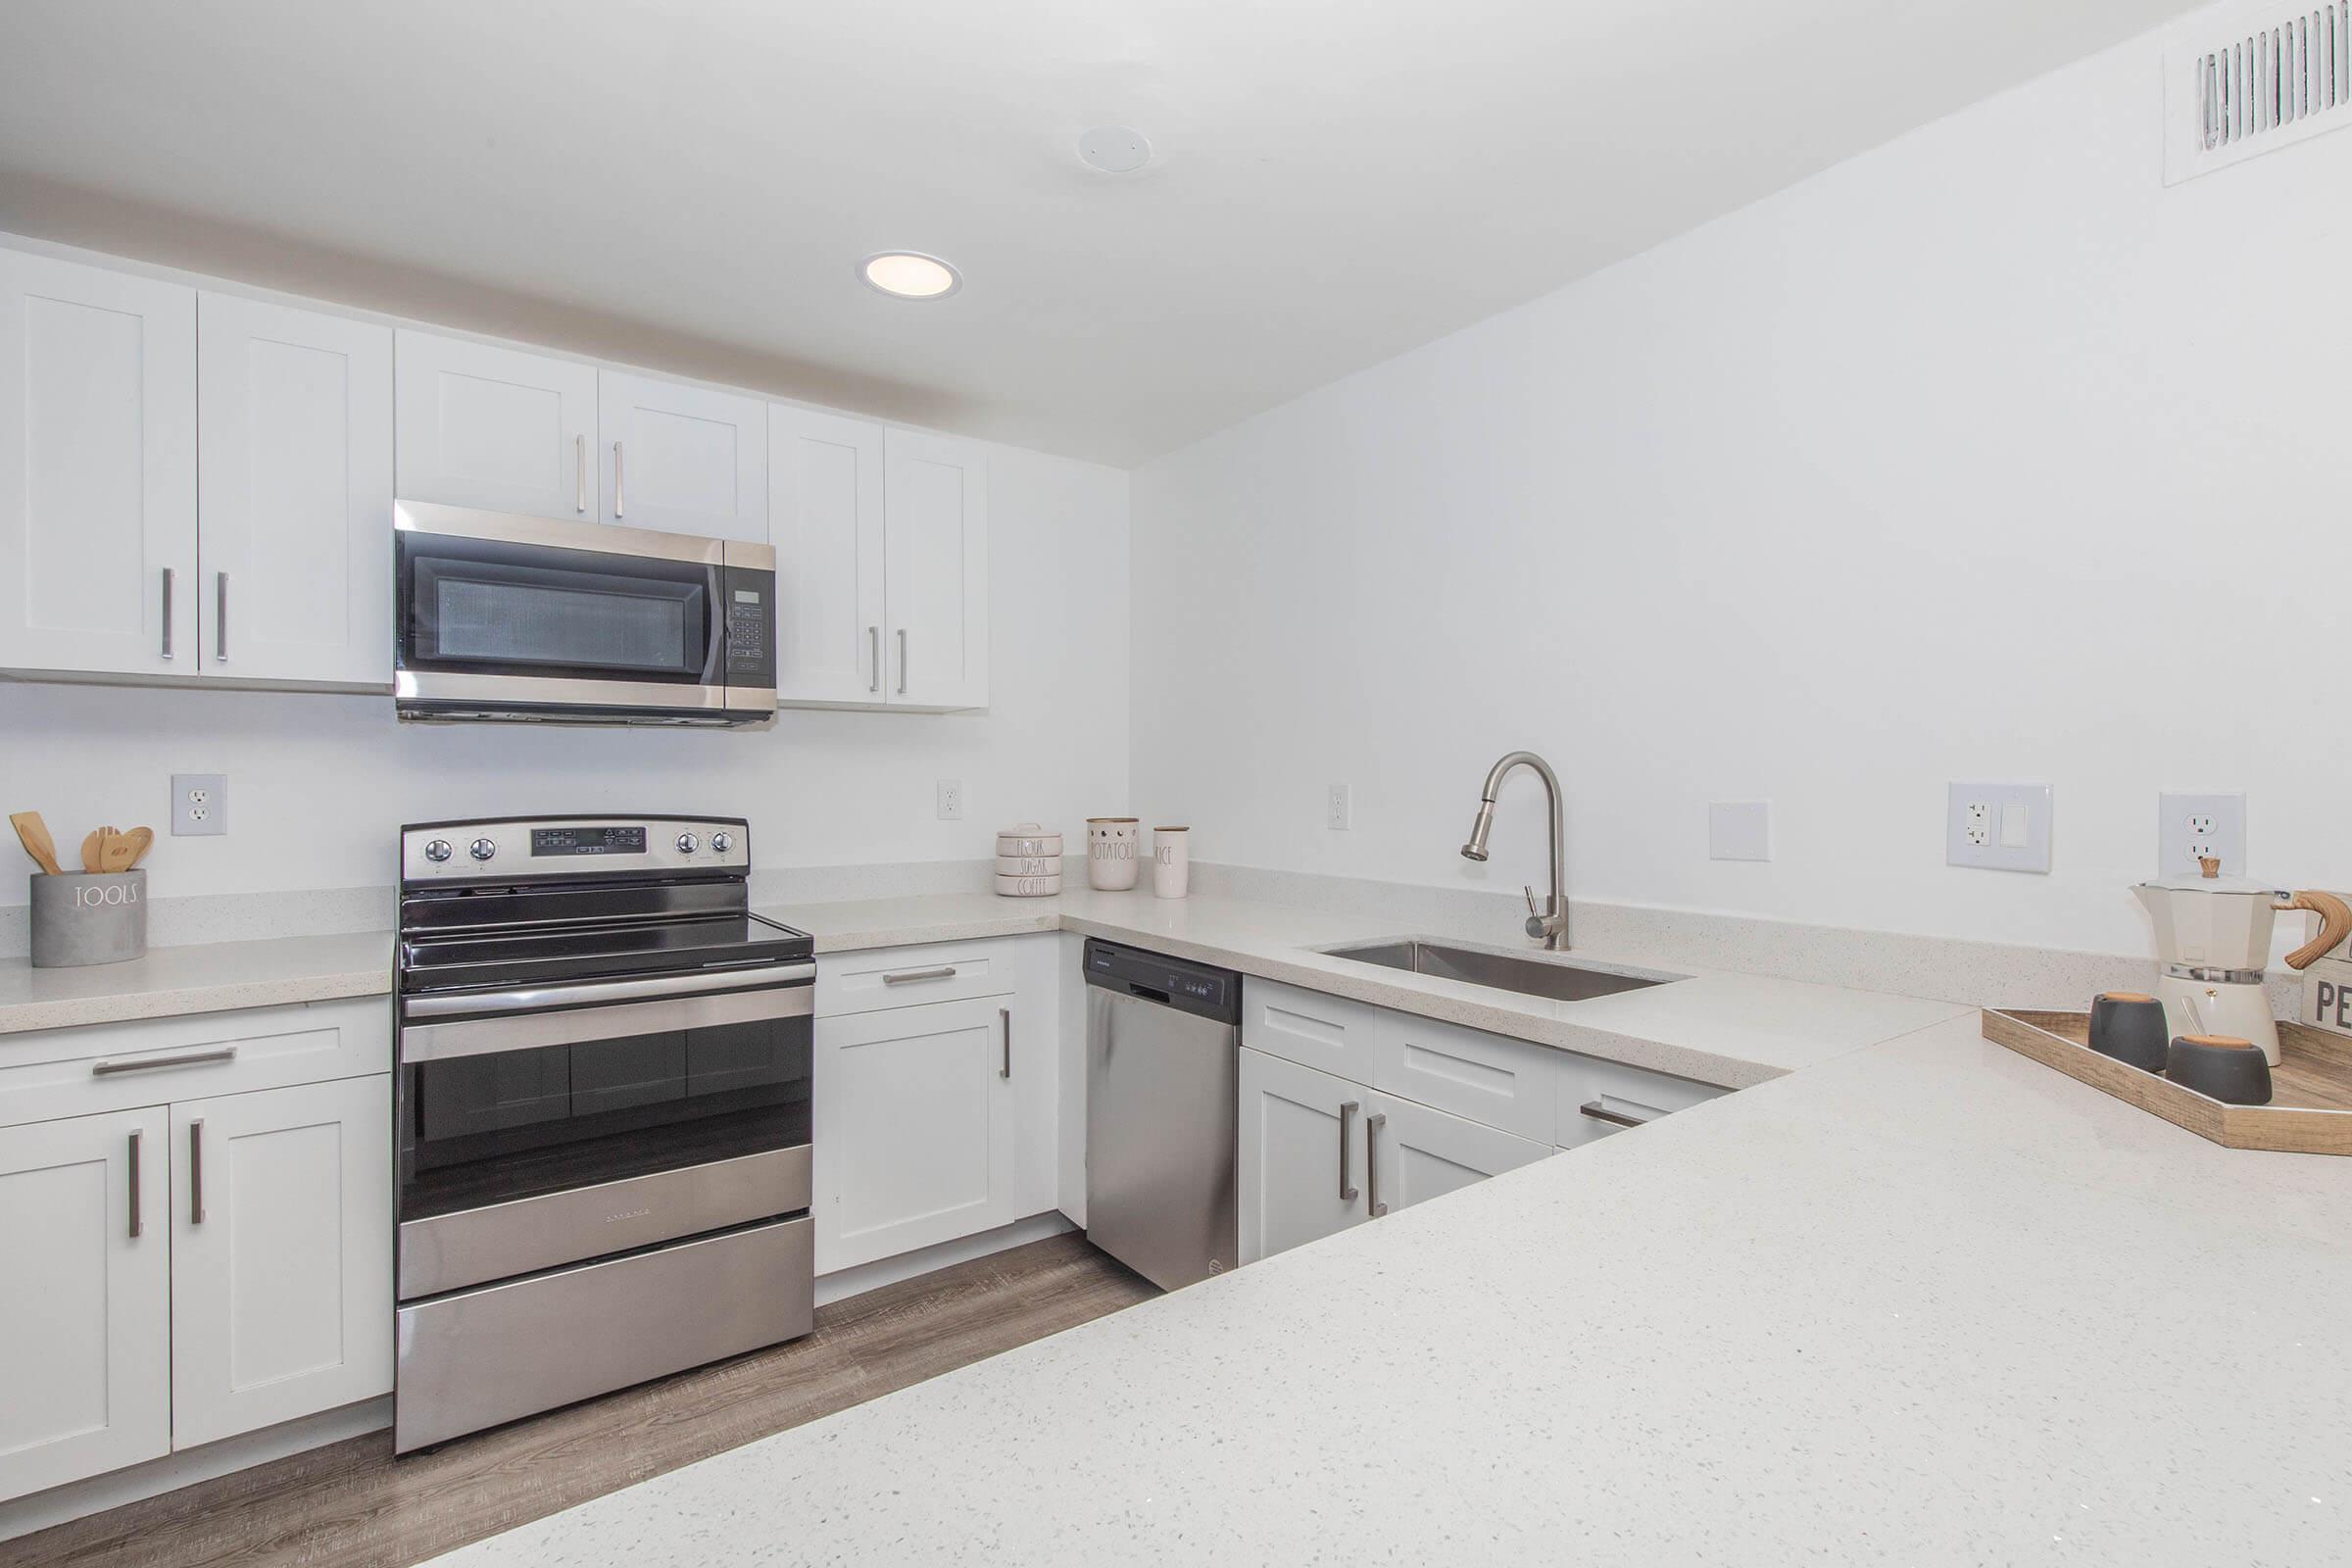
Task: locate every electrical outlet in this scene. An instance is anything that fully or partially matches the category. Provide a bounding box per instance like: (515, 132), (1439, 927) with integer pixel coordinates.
(1946, 782), (2049, 873)
(935, 780), (963, 821)
(2158, 792), (2245, 876)
(1326, 783), (1352, 832)
(172, 773), (228, 837)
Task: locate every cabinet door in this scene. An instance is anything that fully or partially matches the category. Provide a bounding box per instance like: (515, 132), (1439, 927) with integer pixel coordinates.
(170, 1076), (392, 1448)
(768, 404), (885, 704)
(882, 428), (988, 709)
(812, 997), (1014, 1273)
(196, 294), (393, 686)
(1237, 1047), (1369, 1265)
(0, 1106), (170, 1503)
(0, 251), (196, 678)
(598, 370), (766, 541)
(394, 330), (597, 520)
(1365, 1091), (1551, 1219)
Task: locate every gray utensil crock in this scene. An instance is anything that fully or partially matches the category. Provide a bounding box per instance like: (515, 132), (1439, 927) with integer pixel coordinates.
(30, 870), (147, 967)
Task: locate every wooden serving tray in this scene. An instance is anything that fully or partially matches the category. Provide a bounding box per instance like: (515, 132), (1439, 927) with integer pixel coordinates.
(1983, 1009), (2352, 1155)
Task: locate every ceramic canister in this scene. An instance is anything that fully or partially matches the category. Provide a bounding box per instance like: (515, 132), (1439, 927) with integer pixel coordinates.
(29, 870), (147, 967)
(1152, 826), (1190, 900)
(997, 823), (1063, 859)
(1087, 818), (1141, 891)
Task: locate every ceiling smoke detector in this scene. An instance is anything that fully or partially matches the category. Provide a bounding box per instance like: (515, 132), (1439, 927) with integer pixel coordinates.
(859, 252), (961, 300)
(1077, 125), (1152, 173)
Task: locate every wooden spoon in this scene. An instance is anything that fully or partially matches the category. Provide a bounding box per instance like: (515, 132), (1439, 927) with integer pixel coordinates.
(114, 827), (154, 871)
(80, 829), (104, 873)
(9, 811), (65, 876)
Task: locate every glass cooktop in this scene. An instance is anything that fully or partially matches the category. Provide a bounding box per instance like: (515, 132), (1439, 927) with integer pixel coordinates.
(400, 911), (811, 992)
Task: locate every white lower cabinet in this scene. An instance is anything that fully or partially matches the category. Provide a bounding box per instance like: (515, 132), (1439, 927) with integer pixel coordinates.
(814, 994), (1016, 1273)
(0, 1106), (171, 1503)
(1362, 1091), (1550, 1216)
(1238, 1048), (1370, 1263)
(169, 1076), (392, 1448)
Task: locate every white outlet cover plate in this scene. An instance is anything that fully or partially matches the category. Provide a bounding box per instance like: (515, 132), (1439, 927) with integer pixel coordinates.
(1326, 784), (1351, 832)
(172, 772), (228, 837)
(935, 779), (963, 821)
(1708, 801), (1771, 861)
(1946, 782), (2050, 873)
(2157, 792), (2245, 877)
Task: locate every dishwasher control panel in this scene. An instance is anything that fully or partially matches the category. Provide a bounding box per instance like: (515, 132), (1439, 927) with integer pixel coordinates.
(1083, 939), (1242, 1024)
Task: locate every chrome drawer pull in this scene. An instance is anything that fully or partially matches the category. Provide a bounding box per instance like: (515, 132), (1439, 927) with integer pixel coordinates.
(1338, 1100), (1359, 1202)
(92, 1047), (238, 1077)
(881, 965), (956, 986)
(1578, 1101), (1656, 1130)
(159, 567), (173, 660)
(1000, 1006), (1012, 1078)
(575, 433), (587, 513)
(867, 626), (881, 693)
(189, 1118), (206, 1225)
(216, 571), (228, 661)
(126, 1129), (142, 1239)
(1365, 1111), (1389, 1217)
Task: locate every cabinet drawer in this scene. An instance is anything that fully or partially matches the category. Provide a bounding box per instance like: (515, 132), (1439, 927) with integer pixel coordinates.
(1554, 1053), (1726, 1149)
(1242, 979), (1379, 1083)
(0, 999), (390, 1130)
(1374, 1013), (1558, 1146)
(815, 939), (1016, 1015)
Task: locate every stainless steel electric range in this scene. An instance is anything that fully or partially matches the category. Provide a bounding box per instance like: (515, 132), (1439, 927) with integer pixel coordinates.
(391, 814), (813, 1453)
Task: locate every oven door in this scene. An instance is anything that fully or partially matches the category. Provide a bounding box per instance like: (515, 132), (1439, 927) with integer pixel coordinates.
(395, 963), (813, 1298)
(392, 501), (774, 723)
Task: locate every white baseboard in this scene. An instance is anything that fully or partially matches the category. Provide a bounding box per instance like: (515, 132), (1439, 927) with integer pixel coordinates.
(0, 1396), (390, 1544)
(1, 1212), (1082, 1543)
(815, 1209), (1077, 1306)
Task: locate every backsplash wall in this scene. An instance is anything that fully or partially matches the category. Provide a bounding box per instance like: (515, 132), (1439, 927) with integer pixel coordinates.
(0, 444), (1129, 916)
(1129, 9), (2352, 961)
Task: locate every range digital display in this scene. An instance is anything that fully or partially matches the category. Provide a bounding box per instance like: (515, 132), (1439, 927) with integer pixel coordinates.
(530, 825), (648, 857)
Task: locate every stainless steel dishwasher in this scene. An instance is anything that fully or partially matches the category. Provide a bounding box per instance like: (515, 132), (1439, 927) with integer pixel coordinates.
(1084, 938), (1242, 1290)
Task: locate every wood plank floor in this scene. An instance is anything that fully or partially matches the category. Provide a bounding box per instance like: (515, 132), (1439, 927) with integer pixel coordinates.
(12, 1233), (1154, 1568)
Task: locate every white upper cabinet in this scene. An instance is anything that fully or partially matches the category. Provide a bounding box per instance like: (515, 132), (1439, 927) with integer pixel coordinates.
(196, 294), (393, 686)
(0, 1105), (171, 1503)
(0, 251), (196, 678)
(394, 331), (597, 521)
(883, 428), (988, 710)
(769, 404), (885, 704)
(599, 370), (766, 542)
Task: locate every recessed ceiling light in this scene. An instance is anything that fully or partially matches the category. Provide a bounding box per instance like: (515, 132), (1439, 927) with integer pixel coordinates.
(859, 252), (961, 300)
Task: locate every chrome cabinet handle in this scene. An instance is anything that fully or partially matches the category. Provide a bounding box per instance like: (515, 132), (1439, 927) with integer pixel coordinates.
(867, 626), (881, 693)
(1000, 1006), (1011, 1079)
(612, 440), (624, 517)
(897, 629), (908, 694)
(1578, 1100), (1656, 1130)
(159, 567), (173, 660)
(1338, 1101), (1360, 1202)
(881, 965), (956, 986)
(215, 571), (228, 661)
(92, 1046), (238, 1077)
(1365, 1111), (1389, 1216)
(189, 1119), (205, 1226)
(575, 433), (587, 513)
(127, 1128), (142, 1239)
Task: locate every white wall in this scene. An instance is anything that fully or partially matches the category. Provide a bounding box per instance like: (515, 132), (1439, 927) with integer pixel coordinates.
(1, 444), (1129, 906)
(1131, 15), (2352, 958)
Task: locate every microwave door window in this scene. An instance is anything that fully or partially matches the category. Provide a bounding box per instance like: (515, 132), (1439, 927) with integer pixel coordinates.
(401, 537), (718, 684)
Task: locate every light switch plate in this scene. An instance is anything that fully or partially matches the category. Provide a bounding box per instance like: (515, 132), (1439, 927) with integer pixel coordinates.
(1708, 801), (1771, 861)
(1946, 782), (2049, 873)
(172, 773), (228, 837)
(2158, 792), (2245, 877)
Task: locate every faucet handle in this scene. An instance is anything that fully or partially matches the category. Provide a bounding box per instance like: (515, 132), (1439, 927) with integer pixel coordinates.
(1523, 884), (1539, 917)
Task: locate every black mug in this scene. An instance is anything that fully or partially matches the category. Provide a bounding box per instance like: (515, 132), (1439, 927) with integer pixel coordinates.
(2165, 1035), (2273, 1105)
(2087, 992), (2170, 1072)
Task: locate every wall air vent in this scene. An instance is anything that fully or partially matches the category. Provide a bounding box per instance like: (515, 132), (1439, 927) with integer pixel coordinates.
(2166, 1), (2352, 183)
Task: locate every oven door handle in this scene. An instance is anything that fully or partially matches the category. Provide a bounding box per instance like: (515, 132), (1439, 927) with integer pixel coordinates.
(400, 964), (814, 1064)
(405, 963), (815, 1019)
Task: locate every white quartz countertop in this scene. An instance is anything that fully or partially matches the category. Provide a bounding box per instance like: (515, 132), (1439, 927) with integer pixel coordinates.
(0, 930), (393, 1034)
(431, 1009), (2352, 1567)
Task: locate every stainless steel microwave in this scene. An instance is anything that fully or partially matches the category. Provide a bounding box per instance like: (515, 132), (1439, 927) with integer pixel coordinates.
(392, 502), (776, 727)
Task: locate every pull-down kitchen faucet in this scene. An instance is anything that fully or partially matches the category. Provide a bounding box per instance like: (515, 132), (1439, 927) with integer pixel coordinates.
(1460, 751), (1568, 950)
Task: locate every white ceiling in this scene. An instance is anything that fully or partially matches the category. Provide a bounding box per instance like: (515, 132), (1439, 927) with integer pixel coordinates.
(0, 0), (2200, 466)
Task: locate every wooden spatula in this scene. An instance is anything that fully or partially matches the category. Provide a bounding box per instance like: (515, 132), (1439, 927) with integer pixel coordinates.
(80, 829), (104, 873)
(9, 811), (65, 876)
(107, 827), (154, 872)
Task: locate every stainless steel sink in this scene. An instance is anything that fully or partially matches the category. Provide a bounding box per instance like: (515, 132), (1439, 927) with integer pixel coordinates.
(1318, 939), (1681, 1004)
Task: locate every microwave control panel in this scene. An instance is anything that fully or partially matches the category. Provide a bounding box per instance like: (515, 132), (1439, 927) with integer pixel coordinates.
(721, 565), (776, 689)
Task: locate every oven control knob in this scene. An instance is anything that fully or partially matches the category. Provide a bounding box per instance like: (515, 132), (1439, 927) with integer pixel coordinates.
(468, 838), (497, 862)
(710, 831), (733, 854)
(675, 832), (700, 855)
(423, 839), (453, 863)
